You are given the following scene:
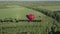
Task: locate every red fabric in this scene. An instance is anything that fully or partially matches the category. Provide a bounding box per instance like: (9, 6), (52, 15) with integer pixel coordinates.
(28, 14), (35, 22)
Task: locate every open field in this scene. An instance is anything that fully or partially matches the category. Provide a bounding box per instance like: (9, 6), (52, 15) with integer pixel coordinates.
(0, 1), (60, 34)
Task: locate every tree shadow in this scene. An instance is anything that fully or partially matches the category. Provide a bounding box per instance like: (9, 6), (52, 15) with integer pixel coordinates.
(0, 20), (41, 22)
(26, 15), (29, 20)
(15, 20), (42, 22)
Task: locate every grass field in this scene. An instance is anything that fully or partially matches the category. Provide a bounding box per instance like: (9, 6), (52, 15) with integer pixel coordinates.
(38, 6), (60, 11)
(0, 1), (60, 34)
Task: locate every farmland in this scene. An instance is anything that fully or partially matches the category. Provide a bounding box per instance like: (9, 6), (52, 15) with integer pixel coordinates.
(0, 1), (60, 34)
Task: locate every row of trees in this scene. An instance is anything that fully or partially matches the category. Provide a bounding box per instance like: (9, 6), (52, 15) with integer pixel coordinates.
(0, 18), (29, 22)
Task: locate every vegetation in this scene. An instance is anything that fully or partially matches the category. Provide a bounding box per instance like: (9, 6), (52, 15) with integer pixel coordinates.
(0, 1), (60, 34)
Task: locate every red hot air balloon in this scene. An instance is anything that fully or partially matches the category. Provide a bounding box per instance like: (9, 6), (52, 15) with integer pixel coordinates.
(28, 14), (35, 22)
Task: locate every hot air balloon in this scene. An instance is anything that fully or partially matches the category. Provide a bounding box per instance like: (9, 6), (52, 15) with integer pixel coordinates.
(28, 14), (35, 22)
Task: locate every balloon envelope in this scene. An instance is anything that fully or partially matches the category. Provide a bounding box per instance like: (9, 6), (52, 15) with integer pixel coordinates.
(28, 14), (35, 22)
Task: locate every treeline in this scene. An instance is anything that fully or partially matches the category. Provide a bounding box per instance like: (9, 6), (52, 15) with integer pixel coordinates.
(35, 9), (60, 22)
(0, 18), (41, 22)
(0, 18), (28, 22)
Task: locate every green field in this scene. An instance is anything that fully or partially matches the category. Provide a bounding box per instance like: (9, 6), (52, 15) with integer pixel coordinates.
(0, 1), (60, 34)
